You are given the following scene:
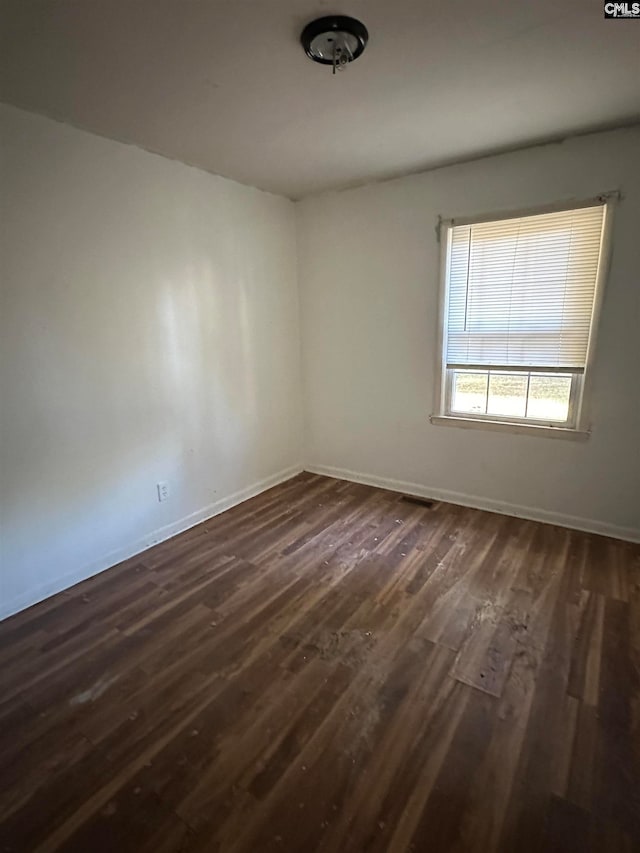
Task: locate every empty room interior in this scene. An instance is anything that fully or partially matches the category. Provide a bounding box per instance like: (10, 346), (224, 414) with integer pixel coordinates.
(1, 2), (640, 851)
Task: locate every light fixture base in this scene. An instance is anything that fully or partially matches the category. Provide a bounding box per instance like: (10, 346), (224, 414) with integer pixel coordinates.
(301, 16), (368, 72)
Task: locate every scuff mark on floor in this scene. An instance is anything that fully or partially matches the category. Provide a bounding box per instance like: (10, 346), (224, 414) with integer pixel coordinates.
(69, 674), (120, 705)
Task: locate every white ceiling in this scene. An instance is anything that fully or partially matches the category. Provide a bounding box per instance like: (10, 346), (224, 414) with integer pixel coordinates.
(1, 1), (639, 199)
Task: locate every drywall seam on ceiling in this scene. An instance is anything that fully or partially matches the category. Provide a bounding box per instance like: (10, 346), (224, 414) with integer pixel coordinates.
(5, 101), (640, 202)
(305, 465), (640, 544)
(293, 117), (640, 201)
(0, 100), (290, 200)
(0, 464), (303, 622)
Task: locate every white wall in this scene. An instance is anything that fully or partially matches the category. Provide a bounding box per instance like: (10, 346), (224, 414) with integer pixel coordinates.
(0, 104), (303, 619)
(297, 128), (640, 541)
(2, 109), (638, 622)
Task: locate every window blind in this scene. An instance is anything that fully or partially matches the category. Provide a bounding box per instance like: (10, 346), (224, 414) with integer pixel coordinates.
(445, 204), (606, 371)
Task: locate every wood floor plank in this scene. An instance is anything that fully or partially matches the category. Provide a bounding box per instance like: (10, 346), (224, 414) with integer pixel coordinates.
(1, 472), (638, 852)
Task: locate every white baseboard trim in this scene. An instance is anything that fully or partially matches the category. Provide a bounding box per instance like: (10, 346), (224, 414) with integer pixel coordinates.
(1, 464), (303, 622)
(306, 463), (640, 544)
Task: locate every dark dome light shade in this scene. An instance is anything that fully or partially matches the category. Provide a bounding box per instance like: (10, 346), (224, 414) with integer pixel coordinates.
(301, 16), (368, 73)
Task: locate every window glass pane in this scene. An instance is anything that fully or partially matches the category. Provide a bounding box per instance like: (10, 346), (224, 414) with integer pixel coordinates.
(451, 371), (488, 414)
(526, 374), (571, 422)
(487, 372), (527, 418)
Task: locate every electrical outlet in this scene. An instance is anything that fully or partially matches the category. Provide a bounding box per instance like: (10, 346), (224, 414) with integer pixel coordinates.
(157, 481), (170, 502)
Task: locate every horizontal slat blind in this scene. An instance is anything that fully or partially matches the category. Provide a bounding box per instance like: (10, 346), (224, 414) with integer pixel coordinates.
(445, 204), (605, 370)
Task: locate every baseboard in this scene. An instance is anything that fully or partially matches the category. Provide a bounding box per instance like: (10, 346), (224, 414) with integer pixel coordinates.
(5, 459), (636, 622)
(306, 463), (640, 544)
(1, 464), (303, 622)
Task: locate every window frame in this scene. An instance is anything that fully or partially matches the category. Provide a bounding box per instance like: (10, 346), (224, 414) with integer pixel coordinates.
(431, 194), (617, 439)
(444, 367), (582, 429)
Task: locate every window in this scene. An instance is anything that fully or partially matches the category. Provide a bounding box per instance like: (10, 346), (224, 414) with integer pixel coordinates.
(432, 198), (613, 437)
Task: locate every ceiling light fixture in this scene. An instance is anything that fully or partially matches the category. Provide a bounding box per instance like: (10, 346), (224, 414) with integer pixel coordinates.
(301, 16), (368, 75)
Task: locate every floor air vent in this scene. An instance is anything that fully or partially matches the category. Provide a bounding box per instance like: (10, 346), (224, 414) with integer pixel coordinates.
(400, 495), (434, 508)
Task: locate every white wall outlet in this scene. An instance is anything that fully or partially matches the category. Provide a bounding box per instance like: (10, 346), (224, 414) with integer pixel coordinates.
(157, 481), (170, 502)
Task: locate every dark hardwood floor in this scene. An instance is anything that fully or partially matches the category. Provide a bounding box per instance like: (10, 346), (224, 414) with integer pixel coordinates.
(1, 472), (639, 852)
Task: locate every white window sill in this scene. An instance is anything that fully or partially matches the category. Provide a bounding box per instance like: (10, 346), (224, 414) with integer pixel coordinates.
(430, 414), (590, 441)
